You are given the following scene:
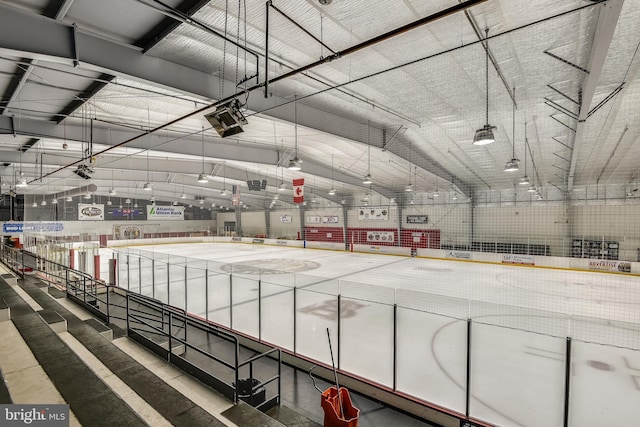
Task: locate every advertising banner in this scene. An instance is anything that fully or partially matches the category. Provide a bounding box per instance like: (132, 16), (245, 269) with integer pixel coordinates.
(588, 259), (631, 273)
(281, 215), (292, 223)
(147, 205), (184, 221)
(2, 222), (64, 233)
(502, 254), (535, 265)
(446, 251), (472, 260)
(78, 204), (105, 220)
(406, 215), (428, 224)
(358, 208), (388, 221)
(306, 215), (321, 224)
(323, 216), (339, 223)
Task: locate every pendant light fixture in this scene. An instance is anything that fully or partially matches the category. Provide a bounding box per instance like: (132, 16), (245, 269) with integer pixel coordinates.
(197, 124), (209, 183)
(143, 149), (152, 190)
(473, 28), (496, 146)
(328, 154), (336, 196)
(504, 87), (520, 172)
(107, 169), (116, 195)
(405, 144), (414, 192)
(519, 122), (531, 185)
(363, 121), (373, 184)
(220, 163), (228, 196)
(14, 147), (28, 188)
(288, 95), (302, 171)
(528, 143), (537, 192)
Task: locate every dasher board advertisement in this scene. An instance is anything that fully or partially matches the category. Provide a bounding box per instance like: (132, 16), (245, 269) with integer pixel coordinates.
(147, 205), (184, 220)
(78, 204), (105, 220)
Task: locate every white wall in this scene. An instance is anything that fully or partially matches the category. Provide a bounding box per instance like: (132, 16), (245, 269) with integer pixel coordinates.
(570, 204), (640, 261)
(402, 204), (471, 246)
(240, 211), (266, 236)
(269, 208), (302, 239)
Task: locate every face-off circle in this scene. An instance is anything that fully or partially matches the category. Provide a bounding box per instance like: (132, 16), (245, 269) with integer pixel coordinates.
(221, 259), (320, 275)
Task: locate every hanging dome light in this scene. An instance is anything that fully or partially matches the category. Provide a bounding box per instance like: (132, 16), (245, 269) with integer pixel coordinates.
(362, 173), (372, 185)
(83, 193), (91, 199)
(16, 178), (28, 188)
(108, 188), (116, 196)
(452, 193), (458, 200)
(220, 188), (228, 196)
(41, 199), (47, 206)
(519, 175), (530, 185)
(404, 183), (413, 192)
(180, 193), (187, 199)
(528, 185), (537, 193)
(31, 201), (37, 207)
(433, 189), (440, 197)
(125, 198), (131, 204)
(278, 182), (287, 191)
(66, 196), (73, 202)
(133, 201), (139, 208)
(51, 198), (58, 205)
(328, 188), (336, 196)
(197, 173), (208, 183)
(473, 29), (496, 146)
(106, 200), (112, 206)
(288, 157), (302, 171)
(504, 158), (519, 172)
(143, 182), (152, 191)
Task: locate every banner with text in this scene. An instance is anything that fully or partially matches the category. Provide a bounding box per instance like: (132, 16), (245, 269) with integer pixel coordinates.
(502, 254), (535, 265)
(358, 208), (388, 221)
(2, 222), (65, 233)
(147, 205), (184, 221)
(588, 259), (631, 273)
(78, 204), (105, 220)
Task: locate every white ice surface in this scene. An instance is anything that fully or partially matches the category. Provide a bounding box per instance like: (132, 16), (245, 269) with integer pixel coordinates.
(102, 243), (640, 427)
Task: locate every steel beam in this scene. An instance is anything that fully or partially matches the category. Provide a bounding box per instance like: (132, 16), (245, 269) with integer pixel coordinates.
(0, 2), (469, 194)
(0, 59), (37, 116)
(0, 116), (396, 198)
(567, 0), (623, 190)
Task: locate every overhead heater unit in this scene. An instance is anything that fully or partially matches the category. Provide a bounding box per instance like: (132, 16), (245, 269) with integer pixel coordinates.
(204, 99), (248, 138)
(73, 164), (94, 179)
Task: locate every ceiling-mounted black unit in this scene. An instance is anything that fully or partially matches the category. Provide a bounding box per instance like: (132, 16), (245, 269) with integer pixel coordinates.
(204, 98), (248, 138)
(246, 179), (267, 191)
(73, 164), (94, 179)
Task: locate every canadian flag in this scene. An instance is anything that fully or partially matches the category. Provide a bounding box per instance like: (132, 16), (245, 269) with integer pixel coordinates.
(293, 178), (304, 204)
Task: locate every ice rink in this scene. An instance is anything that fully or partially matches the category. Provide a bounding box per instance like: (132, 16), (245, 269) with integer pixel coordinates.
(110, 242), (640, 427)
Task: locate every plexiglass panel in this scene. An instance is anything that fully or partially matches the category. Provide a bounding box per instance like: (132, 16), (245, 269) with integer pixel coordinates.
(186, 261), (207, 318)
(231, 275), (259, 337)
(296, 288), (338, 366)
(117, 253), (128, 290)
(569, 341), (640, 427)
(168, 260), (186, 309)
(139, 256), (154, 298)
(261, 281), (294, 350)
(207, 271), (230, 327)
(340, 297), (394, 387)
(396, 307), (467, 413)
(128, 254), (141, 293)
(470, 323), (566, 427)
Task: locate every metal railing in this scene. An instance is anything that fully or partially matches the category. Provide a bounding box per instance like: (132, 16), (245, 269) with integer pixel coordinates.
(0, 243), (281, 411)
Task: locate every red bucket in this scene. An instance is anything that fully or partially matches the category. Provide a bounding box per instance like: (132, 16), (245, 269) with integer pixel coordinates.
(321, 387), (360, 427)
